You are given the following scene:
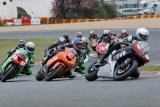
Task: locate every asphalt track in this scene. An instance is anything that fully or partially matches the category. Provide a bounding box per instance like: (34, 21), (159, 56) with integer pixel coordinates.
(0, 29), (160, 107)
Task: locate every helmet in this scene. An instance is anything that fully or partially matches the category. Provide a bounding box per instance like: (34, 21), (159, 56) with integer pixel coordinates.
(18, 39), (25, 48)
(74, 37), (81, 44)
(25, 42), (35, 53)
(103, 30), (111, 36)
(76, 32), (82, 38)
(121, 29), (128, 34)
(74, 37), (83, 48)
(90, 30), (94, 35)
(136, 28), (149, 41)
(63, 33), (69, 39)
(63, 33), (70, 43)
(68, 48), (77, 57)
(59, 36), (65, 43)
(81, 37), (87, 43)
(120, 29), (129, 38)
(81, 37), (88, 47)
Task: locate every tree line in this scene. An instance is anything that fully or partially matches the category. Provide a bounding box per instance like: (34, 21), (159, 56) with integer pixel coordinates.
(51, 0), (117, 19)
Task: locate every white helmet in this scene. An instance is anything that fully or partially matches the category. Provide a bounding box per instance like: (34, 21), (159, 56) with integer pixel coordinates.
(121, 29), (127, 34)
(103, 30), (111, 35)
(81, 37), (87, 43)
(90, 30), (94, 35)
(59, 36), (65, 42)
(77, 32), (82, 38)
(136, 28), (149, 41)
(25, 42), (35, 53)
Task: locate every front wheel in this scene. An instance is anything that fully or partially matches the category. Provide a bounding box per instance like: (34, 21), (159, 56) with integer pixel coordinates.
(35, 68), (46, 81)
(45, 64), (64, 81)
(130, 70), (140, 79)
(85, 70), (98, 81)
(1, 64), (16, 82)
(113, 59), (138, 81)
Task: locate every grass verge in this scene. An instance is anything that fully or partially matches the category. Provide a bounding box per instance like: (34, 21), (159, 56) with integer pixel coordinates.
(139, 65), (160, 72)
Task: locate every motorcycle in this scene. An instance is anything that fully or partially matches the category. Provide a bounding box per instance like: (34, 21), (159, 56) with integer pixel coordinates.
(0, 49), (28, 82)
(36, 47), (77, 81)
(96, 42), (109, 57)
(85, 41), (150, 81)
(89, 38), (98, 51)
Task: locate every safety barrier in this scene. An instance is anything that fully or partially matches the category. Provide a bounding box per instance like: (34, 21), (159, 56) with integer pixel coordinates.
(1, 14), (160, 26)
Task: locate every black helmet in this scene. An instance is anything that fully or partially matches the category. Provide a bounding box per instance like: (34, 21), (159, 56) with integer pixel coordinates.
(63, 33), (69, 39)
(18, 39), (25, 48)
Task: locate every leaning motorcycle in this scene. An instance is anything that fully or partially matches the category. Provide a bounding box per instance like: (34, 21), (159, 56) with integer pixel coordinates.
(85, 41), (150, 81)
(36, 47), (77, 81)
(0, 49), (29, 82)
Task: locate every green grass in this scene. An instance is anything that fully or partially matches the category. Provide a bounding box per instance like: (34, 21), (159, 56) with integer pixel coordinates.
(139, 65), (160, 72)
(0, 39), (57, 62)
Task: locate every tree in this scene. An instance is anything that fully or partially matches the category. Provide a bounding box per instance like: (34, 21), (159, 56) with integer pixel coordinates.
(51, 0), (99, 18)
(51, 0), (117, 19)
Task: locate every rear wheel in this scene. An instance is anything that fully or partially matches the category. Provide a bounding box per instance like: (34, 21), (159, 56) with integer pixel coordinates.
(1, 64), (16, 82)
(45, 64), (64, 81)
(113, 58), (138, 81)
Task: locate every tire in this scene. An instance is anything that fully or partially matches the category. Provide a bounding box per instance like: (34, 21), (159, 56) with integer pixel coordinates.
(130, 70), (140, 79)
(45, 64), (63, 81)
(35, 68), (46, 81)
(85, 70), (98, 81)
(113, 59), (138, 81)
(1, 65), (16, 82)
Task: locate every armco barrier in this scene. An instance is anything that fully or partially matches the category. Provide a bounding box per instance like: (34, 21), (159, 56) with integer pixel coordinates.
(2, 14), (160, 26)
(14, 19), (21, 25)
(4, 19), (14, 26)
(31, 19), (41, 25)
(21, 18), (31, 25)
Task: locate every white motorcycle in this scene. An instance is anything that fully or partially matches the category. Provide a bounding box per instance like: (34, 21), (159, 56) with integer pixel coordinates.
(85, 41), (150, 81)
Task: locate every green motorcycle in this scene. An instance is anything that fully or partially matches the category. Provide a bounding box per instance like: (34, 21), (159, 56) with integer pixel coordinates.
(0, 49), (29, 82)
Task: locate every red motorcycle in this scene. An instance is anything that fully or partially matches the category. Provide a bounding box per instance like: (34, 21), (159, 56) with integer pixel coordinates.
(96, 42), (109, 57)
(89, 39), (98, 51)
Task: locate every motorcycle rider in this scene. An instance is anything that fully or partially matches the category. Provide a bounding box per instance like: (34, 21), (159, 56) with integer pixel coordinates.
(45, 34), (71, 54)
(76, 32), (83, 38)
(73, 38), (87, 74)
(89, 30), (99, 40)
(81, 37), (90, 55)
(95, 28), (150, 67)
(5, 39), (26, 61)
(119, 29), (131, 42)
(72, 32), (83, 44)
(20, 42), (36, 75)
(98, 30), (113, 44)
(42, 36), (68, 66)
(1, 42), (35, 76)
(62, 33), (71, 43)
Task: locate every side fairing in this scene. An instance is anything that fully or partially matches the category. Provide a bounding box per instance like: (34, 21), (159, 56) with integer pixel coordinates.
(97, 55), (116, 78)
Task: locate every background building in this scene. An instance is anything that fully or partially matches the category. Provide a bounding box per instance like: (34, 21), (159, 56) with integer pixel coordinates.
(104, 0), (160, 9)
(0, 0), (53, 19)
